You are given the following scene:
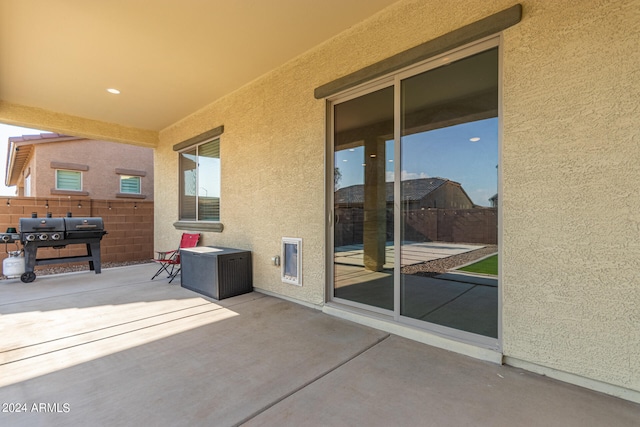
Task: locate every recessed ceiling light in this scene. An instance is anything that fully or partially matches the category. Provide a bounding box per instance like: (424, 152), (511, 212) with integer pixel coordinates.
(107, 88), (121, 94)
(388, 159), (393, 163)
(470, 137), (481, 142)
(342, 159), (348, 162)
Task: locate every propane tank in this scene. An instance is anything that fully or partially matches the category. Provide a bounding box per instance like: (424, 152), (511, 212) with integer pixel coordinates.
(3, 250), (25, 278)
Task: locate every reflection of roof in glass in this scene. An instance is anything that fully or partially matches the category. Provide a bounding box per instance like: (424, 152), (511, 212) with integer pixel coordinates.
(334, 177), (453, 204)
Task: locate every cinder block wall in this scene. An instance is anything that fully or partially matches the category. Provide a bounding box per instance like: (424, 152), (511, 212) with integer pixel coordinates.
(0, 197), (153, 274)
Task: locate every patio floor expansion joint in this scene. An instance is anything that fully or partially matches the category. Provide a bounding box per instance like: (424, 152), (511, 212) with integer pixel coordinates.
(235, 333), (392, 427)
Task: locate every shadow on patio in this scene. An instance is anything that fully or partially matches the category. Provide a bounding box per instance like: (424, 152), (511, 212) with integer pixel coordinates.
(1, 264), (638, 426)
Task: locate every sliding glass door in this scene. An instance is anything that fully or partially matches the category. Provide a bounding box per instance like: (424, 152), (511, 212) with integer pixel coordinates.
(331, 39), (499, 343)
(399, 47), (499, 338)
(333, 85), (394, 312)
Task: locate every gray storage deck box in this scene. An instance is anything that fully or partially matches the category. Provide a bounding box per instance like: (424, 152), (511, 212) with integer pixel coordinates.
(180, 247), (252, 300)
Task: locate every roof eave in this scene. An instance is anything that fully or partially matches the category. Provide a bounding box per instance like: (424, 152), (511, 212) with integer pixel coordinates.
(4, 134), (84, 187)
(5, 141), (35, 187)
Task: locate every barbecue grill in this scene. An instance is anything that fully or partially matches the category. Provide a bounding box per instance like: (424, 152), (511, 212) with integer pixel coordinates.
(20, 217), (65, 242)
(15, 216), (107, 283)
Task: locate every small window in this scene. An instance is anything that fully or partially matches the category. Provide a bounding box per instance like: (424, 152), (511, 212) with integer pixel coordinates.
(120, 175), (141, 194)
(56, 170), (82, 191)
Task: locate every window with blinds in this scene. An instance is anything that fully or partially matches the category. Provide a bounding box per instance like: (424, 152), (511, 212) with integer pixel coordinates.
(55, 170), (82, 191)
(120, 175), (141, 194)
(179, 138), (220, 221)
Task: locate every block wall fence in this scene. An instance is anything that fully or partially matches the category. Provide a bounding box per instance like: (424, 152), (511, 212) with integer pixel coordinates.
(0, 197), (153, 275)
(334, 207), (498, 247)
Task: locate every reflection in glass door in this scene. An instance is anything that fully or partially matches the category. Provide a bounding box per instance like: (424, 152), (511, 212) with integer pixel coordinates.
(399, 48), (499, 338)
(331, 41), (499, 341)
(333, 86), (394, 311)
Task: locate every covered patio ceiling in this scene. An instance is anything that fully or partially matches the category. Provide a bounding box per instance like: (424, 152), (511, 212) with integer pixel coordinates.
(0, 0), (399, 145)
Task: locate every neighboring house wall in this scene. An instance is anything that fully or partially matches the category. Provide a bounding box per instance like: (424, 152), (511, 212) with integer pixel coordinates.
(333, 179), (483, 245)
(334, 179), (473, 209)
(419, 183), (474, 210)
(15, 139), (153, 200)
(158, 1), (640, 397)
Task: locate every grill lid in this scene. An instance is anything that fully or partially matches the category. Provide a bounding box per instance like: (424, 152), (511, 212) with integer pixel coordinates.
(19, 217), (107, 242)
(19, 217), (66, 232)
(63, 217), (106, 239)
(64, 217), (104, 230)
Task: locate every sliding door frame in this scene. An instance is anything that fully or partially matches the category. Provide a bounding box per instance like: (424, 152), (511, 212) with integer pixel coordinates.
(327, 35), (502, 351)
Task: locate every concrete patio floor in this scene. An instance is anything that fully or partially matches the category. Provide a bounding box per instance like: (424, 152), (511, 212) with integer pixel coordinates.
(1, 264), (638, 426)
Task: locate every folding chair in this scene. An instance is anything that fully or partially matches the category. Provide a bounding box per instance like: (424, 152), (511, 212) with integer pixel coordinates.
(151, 233), (200, 283)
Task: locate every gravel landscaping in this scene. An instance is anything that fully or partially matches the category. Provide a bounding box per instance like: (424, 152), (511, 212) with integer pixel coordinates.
(401, 244), (497, 277)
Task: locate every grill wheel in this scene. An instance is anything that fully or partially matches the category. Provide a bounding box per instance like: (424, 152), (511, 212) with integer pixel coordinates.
(20, 272), (36, 283)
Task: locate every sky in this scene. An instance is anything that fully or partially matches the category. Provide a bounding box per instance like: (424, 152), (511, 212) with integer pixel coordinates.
(0, 124), (46, 196)
(335, 118), (498, 207)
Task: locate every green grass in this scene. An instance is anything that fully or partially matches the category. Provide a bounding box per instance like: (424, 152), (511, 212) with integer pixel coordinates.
(458, 254), (498, 276)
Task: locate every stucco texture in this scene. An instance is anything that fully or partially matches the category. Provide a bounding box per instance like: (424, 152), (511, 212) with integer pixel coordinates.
(156, 0), (640, 394)
(502, 0), (640, 393)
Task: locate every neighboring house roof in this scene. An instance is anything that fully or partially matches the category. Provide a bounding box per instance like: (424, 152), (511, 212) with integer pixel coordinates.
(7, 133), (73, 144)
(400, 178), (449, 202)
(335, 177), (449, 204)
(5, 133), (83, 186)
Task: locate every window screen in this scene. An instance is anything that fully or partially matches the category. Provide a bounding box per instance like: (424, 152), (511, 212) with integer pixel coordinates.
(120, 176), (141, 194)
(56, 170), (82, 191)
(179, 138), (220, 221)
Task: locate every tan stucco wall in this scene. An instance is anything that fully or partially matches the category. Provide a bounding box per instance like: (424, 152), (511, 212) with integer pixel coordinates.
(501, 0), (640, 394)
(156, 65), (327, 304)
(32, 140), (154, 200)
(156, 0), (639, 394)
